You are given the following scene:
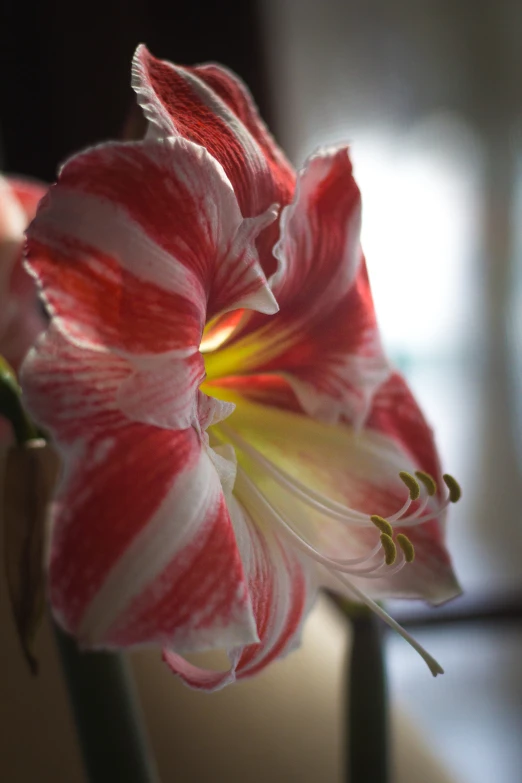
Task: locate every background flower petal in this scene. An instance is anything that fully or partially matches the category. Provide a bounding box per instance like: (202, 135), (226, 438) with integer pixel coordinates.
(8, 177), (47, 222)
(0, 176), (47, 370)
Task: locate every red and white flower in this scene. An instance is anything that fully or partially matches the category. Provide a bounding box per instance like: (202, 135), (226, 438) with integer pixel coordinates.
(21, 46), (460, 690)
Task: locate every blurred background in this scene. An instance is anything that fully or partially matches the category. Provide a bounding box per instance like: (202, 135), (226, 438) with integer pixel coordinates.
(1, 0), (521, 781)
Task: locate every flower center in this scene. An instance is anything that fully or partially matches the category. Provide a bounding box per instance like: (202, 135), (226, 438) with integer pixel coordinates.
(214, 422), (461, 677)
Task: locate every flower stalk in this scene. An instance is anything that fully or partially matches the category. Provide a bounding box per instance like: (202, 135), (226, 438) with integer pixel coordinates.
(0, 356), (38, 444)
(347, 607), (389, 783)
(54, 625), (160, 783)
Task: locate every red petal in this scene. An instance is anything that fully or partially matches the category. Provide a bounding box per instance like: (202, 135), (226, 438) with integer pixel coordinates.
(49, 425), (256, 651)
(26, 138), (275, 355)
(193, 63), (295, 209)
(23, 328), (258, 651)
(213, 397), (460, 607)
(358, 371), (461, 603)
(132, 45), (296, 277)
(117, 352), (205, 430)
(132, 45), (294, 215)
(21, 326), (131, 444)
(164, 496), (315, 690)
(231, 513), (312, 680)
(366, 371), (442, 487)
(211, 148), (390, 425)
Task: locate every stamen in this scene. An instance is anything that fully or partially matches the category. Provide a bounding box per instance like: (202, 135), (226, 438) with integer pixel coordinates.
(380, 533), (397, 566)
(219, 424), (369, 523)
(331, 570), (444, 676)
(393, 502), (448, 527)
(394, 485), (455, 527)
(236, 470), (385, 573)
(396, 533), (415, 563)
(397, 471), (461, 525)
(214, 423), (427, 533)
(415, 470), (437, 496)
(387, 494), (413, 523)
(399, 471), (420, 501)
(217, 425), (460, 534)
(371, 515), (393, 537)
(362, 555), (407, 579)
(230, 466), (442, 676)
(388, 488), (431, 527)
(443, 474), (461, 503)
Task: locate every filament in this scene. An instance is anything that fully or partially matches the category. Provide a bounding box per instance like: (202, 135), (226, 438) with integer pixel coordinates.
(331, 570), (444, 677)
(218, 423), (450, 531)
(236, 470), (386, 574)
(235, 468), (441, 676)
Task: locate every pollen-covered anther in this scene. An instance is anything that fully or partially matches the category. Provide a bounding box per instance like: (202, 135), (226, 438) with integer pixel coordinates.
(399, 471), (420, 501)
(396, 533), (415, 563)
(380, 533), (397, 566)
(415, 470), (437, 497)
(443, 474), (461, 503)
(371, 514), (393, 537)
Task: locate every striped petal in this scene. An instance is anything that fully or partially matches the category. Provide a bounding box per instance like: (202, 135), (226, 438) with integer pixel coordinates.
(164, 491), (316, 691)
(21, 330), (258, 652)
(205, 147), (390, 426)
(132, 45), (295, 278)
(20, 325), (131, 444)
(360, 370), (463, 600)
(366, 371), (442, 487)
(53, 428), (259, 651)
(117, 353), (205, 431)
(132, 45), (295, 218)
(25, 137), (277, 358)
(210, 395), (460, 606)
(194, 63), (295, 206)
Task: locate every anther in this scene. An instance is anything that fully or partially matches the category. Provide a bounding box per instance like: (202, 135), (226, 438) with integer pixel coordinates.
(396, 534), (415, 563)
(380, 533), (397, 566)
(443, 474), (461, 503)
(399, 471), (420, 501)
(415, 470), (437, 497)
(371, 514), (393, 537)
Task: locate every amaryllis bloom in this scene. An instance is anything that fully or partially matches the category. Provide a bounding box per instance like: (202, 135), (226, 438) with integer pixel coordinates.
(0, 175), (47, 372)
(21, 46), (461, 690)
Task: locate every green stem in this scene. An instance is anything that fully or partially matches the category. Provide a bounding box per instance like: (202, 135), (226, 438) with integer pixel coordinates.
(54, 623), (160, 783)
(347, 610), (389, 783)
(0, 358), (38, 444)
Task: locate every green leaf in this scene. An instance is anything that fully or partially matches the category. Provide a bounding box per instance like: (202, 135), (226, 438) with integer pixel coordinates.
(0, 355), (38, 444)
(3, 441), (60, 673)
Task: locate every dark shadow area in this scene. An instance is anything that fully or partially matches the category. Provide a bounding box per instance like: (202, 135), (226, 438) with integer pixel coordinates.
(0, 0), (270, 180)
